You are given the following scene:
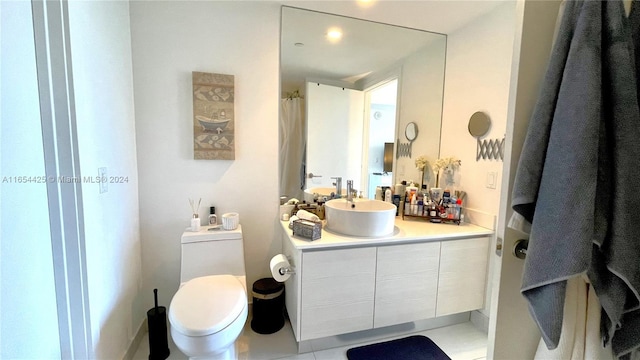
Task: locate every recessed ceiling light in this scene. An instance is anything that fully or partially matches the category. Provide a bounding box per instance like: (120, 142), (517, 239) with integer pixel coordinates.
(326, 28), (343, 42)
(357, 0), (375, 6)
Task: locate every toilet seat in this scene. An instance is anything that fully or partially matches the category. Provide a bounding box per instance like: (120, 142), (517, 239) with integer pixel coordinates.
(169, 275), (246, 337)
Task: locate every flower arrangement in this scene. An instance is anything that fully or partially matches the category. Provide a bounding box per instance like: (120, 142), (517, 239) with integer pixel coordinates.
(415, 155), (431, 189)
(415, 155), (430, 171)
(433, 156), (461, 188)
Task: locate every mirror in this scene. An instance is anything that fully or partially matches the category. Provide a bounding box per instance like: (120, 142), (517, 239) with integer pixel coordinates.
(279, 6), (446, 200)
(468, 111), (491, 137)
(405, 122), (418, 141)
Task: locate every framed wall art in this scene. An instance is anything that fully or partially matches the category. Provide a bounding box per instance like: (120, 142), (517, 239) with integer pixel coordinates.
(192, 71), (235, 160)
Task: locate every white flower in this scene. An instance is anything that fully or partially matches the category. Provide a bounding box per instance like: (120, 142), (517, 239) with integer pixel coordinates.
(433, 157), (462, 173)
(414, 155), (430, 171)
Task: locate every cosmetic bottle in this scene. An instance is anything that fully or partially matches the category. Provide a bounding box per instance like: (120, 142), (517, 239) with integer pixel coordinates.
(393, 195), (401, 216)
(406, 184), (419, 197)
(411, 193), (418, 215)
(395, 181), (406, 198)
(421, 185), (430, 202)
(375, 186), (383, 201)
(404, 190), (411, 215)
(208, 207), (217, 225)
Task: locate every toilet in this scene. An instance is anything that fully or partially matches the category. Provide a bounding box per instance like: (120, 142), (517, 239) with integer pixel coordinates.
(169, 225), (247, 359)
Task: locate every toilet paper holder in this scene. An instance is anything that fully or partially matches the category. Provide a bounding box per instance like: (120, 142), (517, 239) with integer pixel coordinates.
(270, 254), (296, 282)
(278, 265), (295, 276)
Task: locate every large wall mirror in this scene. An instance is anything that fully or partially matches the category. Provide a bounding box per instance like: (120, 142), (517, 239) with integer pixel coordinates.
(279, 6), (446, 201)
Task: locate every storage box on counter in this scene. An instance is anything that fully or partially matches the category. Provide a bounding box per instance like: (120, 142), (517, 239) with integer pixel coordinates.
(292, 219), (322, 241)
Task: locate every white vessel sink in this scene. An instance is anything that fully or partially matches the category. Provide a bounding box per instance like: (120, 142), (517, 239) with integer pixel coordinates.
(324, 199), (396, 237)
(303, 187), (345, 203)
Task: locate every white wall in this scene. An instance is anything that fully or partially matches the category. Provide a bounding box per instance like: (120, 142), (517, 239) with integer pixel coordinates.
(130, 1), (281, 308)
(0, 1), (61, 357)
(129, 0), (513, 333)
(396, 40), (446, 186)
(68, 1), (143, 358)
(440, 2), (517, 317)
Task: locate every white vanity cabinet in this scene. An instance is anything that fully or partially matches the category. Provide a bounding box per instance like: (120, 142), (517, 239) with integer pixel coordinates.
(374, 242), (440, 328)
(300, 248), (376, 340)
(281, 221), (492, 344)
(436, 238), (490, 316)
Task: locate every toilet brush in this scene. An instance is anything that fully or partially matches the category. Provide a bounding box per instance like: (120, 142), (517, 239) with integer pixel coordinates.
(147, 289), (170, 360)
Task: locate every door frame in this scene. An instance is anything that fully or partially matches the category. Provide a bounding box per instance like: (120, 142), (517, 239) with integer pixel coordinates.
(362, 76), (399, 198)
(488, 1), (562, 358)
(32, 0), (92, 357)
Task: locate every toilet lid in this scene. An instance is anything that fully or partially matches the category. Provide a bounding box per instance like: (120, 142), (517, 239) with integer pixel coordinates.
(169, 275), (246, 337)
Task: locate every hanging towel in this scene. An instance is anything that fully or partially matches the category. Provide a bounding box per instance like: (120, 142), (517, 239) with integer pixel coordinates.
(511, 0), (640, 357)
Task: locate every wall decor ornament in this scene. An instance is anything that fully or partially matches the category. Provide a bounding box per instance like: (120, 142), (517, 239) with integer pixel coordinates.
(192, 71), (235, 160)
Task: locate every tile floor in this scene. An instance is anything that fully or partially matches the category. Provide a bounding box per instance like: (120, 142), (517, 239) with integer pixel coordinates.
(133, 317), (487, 360)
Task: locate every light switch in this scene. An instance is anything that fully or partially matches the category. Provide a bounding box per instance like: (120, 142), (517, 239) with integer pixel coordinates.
(486, 171), (497, 189)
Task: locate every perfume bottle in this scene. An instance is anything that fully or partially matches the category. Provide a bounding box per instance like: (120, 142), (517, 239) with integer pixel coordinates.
(208, 206), (217, 225)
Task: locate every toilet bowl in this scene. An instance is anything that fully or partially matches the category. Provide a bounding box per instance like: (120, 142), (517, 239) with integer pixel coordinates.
(169, 275), (248, 359)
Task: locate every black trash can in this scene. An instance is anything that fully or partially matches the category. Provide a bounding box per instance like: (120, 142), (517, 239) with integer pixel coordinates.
(251, 277), (285, 334)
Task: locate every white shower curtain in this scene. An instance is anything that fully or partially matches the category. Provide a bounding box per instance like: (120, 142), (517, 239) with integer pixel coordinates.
(279, 97), (305, 201)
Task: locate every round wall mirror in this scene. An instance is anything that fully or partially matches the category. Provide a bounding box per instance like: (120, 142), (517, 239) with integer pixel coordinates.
(468, 111), (491, 137)
(405, 122), (418, 141)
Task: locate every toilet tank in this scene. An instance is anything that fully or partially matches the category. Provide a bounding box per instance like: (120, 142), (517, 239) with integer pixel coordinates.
(180, 225), (245, 284)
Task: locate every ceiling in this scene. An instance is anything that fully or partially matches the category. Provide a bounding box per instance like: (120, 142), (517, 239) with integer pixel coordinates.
(280, 1), (506, 94)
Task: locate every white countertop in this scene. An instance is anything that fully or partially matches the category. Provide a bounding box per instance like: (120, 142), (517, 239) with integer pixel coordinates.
(281, 218), (494, 250)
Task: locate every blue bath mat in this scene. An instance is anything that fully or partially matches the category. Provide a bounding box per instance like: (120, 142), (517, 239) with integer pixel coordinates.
(346, 335), (451, 360)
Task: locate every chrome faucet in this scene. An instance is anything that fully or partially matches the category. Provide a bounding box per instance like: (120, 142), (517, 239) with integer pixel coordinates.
(331, 177), (342, 198)
(346, 180), (354, 202)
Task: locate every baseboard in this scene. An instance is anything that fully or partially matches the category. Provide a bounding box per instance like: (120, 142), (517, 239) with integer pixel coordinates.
(297, 312), (471, 353)
(470, 310), (489, 333)
(122, 318), (147, 360)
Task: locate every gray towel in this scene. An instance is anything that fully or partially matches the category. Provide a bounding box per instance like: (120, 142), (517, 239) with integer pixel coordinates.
(512, 0), (640, 357)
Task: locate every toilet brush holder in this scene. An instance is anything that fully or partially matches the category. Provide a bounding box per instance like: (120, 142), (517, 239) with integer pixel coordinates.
(147, 289), (170, 360)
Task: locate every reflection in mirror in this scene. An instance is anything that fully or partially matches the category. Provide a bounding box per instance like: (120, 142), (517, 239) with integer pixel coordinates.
(383, 143), (394, 173)
(405, 122), (418, 141)
(279, 6), (446, 201)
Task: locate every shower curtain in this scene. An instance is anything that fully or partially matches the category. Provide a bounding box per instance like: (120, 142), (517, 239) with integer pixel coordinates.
(279, 96), (305, 201)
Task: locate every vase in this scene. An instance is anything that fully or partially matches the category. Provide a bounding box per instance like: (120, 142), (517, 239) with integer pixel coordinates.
(190, 215), (201, 232)
(430, 187), (443, 205)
